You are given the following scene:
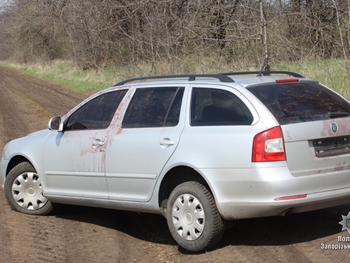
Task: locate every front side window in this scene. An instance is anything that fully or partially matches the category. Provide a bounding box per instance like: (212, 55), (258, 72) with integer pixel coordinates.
(122, 87), (184, 128)
(191, 88), (253, 126)
(65, 89), (128, 130)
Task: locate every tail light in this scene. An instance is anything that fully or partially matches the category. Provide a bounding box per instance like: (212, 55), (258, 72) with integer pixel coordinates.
(252, 126), (286, 162)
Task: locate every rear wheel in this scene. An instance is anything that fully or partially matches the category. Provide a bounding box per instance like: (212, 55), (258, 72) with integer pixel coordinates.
(4, 162), (53, 215)
(166, 181), (225, 252)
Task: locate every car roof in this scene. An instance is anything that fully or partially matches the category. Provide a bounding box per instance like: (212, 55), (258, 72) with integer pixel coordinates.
(112, 71), (317, 89)
(231, 76), (318, 87)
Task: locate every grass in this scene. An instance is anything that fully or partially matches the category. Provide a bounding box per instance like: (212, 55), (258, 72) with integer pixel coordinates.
(0, 60), (113, 93)
(1, 58), (350, 99)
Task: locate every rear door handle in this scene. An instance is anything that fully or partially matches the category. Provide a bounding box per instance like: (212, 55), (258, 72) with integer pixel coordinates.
(92, 139), (105, 149)
(160, 138), (175, 147)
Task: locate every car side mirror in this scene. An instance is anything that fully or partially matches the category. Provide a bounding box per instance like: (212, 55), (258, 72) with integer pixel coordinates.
(48, 116), (64, 131)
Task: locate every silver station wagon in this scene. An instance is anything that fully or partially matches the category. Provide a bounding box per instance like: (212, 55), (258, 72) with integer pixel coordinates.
(2, 71), (350, 252)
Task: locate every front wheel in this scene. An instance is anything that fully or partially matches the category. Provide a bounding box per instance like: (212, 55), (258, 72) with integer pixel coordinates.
(166, 181), (225, 252)
(4, 162), (53, 215)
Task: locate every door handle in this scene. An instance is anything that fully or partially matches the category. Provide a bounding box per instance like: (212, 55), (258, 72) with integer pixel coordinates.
(92, 139), (105, 149)
(160, 138), (175, 147)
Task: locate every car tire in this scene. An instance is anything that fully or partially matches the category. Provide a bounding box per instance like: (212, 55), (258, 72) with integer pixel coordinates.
(166, 181), (225, 252)
(4, 162), (53, 215)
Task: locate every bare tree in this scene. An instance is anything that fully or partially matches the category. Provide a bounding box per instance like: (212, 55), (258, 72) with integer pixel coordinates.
(260, 0), (269, 70)
(1, 0), (350, 71)
(332, 0), (350, 83)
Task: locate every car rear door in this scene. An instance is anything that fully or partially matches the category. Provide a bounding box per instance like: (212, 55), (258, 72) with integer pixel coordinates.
(105, 85), (186, 201)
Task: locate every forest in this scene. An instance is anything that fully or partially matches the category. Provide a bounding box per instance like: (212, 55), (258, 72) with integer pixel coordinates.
(0, 0), (349, 74)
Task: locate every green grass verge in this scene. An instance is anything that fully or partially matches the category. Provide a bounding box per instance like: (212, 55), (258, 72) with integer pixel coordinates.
(1, 59), (350, 99)
(0, 61), (114, 93)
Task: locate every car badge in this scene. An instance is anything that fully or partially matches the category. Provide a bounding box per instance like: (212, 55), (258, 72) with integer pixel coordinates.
(331, 123), (338, 133)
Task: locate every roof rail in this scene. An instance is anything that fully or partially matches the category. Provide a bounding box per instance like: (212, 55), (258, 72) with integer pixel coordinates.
(221, 71), (304, 78)
(114, 74), (234, 86)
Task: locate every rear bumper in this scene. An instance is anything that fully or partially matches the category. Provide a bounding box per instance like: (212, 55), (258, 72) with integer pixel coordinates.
(202, 165), (350, 220)
(218, 187), (350, 219)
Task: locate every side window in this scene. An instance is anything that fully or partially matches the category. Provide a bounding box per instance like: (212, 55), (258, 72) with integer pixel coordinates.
(191, 88), (253, 126)
(65, 89), (127, 130)
(122, 87), (184, 128)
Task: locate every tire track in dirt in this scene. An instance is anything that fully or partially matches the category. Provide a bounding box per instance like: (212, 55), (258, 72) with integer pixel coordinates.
(0, 66), (86, 118)
(0, 66), (120, 263)
(0, 80), (33, 144)
(0, 66), (84, 263)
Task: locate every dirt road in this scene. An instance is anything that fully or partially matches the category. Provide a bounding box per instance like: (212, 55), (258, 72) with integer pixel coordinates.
(1, 66), (350, 263)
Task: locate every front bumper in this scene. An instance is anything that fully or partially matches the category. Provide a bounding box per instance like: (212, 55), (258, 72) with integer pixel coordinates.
(0, 157), (8, 188)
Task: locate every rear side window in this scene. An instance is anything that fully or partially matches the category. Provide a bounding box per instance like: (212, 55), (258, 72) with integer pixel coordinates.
(248, 83), (350, 125)
(65, 89), (127, 130)
(191, 88), (253, 126)
(122, 87), (184, 128)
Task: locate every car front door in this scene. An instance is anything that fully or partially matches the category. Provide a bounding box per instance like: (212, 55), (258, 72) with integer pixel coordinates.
(42, 89), (128, 198)
(105, 86), (186, 201)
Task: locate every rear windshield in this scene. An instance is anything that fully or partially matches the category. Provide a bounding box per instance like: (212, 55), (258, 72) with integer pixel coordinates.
(248, 82), (350, 125)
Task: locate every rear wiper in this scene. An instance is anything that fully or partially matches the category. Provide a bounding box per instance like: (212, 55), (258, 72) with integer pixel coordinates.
(327, 112), (350, 118)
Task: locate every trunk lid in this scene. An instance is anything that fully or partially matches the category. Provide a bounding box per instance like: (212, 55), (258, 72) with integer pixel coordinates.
(282, 118), (350, 176)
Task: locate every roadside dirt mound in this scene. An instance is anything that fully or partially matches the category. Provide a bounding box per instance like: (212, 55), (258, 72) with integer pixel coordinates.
(1, 66), (350, 263)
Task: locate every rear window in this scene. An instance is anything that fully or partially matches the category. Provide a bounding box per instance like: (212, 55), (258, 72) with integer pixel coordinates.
(248, 82), (350, 125)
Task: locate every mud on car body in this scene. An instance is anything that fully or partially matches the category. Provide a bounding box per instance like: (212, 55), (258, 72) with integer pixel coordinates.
(1, 71), (350, 252)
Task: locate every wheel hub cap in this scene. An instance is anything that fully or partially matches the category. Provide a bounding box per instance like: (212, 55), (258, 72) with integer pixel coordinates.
(25, 186), (37, 196)
(12, 172), (48, 210)
(184, 210), (193, 224)
(172, 194), (205, 241)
